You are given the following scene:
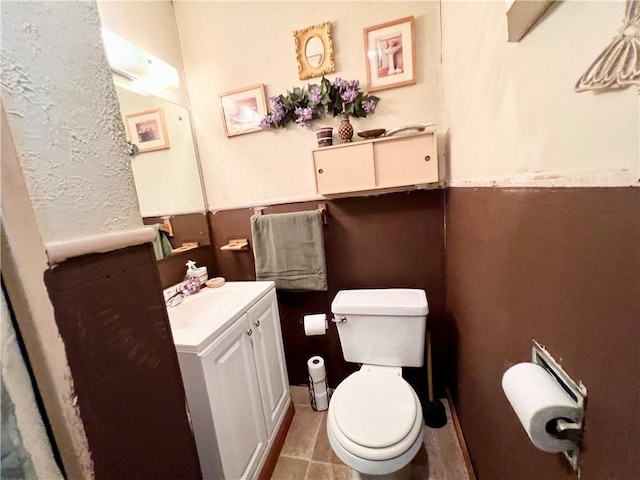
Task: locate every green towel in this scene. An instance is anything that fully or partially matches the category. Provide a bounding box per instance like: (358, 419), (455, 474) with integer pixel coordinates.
(151, 224), (174, 260)
(251, 210), (327, 291)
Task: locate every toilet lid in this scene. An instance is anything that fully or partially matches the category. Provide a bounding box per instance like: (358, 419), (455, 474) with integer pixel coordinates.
(333, 371), (417, 449)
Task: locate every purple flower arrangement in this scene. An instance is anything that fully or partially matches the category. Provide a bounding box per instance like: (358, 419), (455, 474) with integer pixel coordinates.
(260, 77), (380, 130)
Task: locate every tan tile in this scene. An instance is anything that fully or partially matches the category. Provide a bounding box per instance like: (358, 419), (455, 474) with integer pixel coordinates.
(290, 385), (311, 407)
(311, 412), (345, 465)
(331, 464), (352, 480)
(271, 456), (309, 480)
(422, 399), (470, 480)
(432, 425), (469, 480)
(304, 461), (352, 480)
(304, 461), (333, 479)
(281, 405), (323, 459)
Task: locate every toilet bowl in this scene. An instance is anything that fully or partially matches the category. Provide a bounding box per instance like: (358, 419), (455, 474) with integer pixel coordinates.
(328, 289), (429, 479)
(326, 367), (424, 478)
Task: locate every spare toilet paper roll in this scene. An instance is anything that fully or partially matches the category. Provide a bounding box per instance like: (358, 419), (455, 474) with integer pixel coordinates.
(314, 390), (329, 411)
(304, 313), (328, 336)
(502, 362), (581, 453)
(312, 379), (327, 397)
(307, 356), (326, 383)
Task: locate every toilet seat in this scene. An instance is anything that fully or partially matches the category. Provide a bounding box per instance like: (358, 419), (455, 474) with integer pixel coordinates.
(328, 370), (423, 461)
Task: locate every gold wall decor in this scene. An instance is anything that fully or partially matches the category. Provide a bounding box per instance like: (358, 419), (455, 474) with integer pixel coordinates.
(293, 22), (335, 80)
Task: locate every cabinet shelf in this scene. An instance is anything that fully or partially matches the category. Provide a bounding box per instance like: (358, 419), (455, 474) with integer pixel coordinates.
(312, 130), (438, 196)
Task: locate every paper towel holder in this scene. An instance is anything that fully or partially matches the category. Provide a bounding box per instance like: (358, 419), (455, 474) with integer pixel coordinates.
(532, 341), (587, 474)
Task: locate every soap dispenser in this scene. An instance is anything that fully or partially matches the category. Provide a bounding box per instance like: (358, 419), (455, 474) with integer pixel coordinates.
(183, 260), (203, 295)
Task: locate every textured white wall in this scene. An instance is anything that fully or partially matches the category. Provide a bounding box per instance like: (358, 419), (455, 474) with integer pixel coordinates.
(173, 1), (442, 209)
(441, 0), (639, 186)
(1, 1), (142, 243)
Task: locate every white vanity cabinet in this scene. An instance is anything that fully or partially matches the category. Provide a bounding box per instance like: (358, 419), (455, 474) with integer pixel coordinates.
(312, 130), (438, 196)
(173, 284), (290, 480)
(248, 291), (289, 440)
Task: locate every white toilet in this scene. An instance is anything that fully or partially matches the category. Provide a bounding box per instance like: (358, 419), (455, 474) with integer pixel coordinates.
(327, 289), (428, 480)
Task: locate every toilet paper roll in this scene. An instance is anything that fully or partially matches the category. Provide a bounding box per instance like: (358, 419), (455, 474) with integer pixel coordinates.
(304, 314), (327, 336)
(314, 390), (329, 411)
(312, 379), (327, 397)
(502, 362), (582, 453)
(307, 356), (326, 383)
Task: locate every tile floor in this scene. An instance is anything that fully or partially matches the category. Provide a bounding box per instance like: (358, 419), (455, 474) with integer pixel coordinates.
(271, 386), (471, 480)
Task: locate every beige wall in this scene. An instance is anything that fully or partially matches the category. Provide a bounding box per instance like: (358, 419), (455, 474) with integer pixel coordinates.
(441, 0), (639, 186)
(173, 1), (442, 210)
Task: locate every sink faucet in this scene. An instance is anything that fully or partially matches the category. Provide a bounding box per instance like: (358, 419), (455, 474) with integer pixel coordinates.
(165, 291), (186, 309)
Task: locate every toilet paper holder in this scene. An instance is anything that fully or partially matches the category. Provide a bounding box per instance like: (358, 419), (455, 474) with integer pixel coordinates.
(532, 341), (587, 473)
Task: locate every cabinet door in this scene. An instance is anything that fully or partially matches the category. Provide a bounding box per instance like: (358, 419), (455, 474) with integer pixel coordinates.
(313, 143), (375, 194)
(373, 133), (438, 188)
(202, 315), (267, 480)
(249, 290), (290, 440)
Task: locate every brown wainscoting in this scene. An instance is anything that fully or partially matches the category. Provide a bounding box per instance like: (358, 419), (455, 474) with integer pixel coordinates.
(209, 190), (448, 403)
(446, 187), (640, 480)
(44, 243), (202, 480)
(144, 212), (211, 249)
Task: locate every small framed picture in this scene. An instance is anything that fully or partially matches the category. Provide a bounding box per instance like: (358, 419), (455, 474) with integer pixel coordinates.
(125, 108), (170, 153)
(219, 84), (268, 137)
(363, 16), (416, 92)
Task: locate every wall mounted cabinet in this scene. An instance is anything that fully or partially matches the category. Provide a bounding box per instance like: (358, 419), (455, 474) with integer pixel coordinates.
(312, 131), (438, 196)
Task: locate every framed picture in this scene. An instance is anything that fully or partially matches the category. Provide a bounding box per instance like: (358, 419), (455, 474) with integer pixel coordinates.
(219, 84), (268, 137)
(125, 108), (170, 153)
(363, 16), (416, 92)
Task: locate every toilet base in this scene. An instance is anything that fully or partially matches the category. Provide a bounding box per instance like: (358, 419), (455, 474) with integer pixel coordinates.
(352, 463), (411, 480)
(328, 421), (424, 477)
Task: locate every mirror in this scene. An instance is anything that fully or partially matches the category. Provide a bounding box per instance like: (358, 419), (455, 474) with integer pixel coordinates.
(293, 22), (335, 80)
(305, 36), (324, 68)
(114, 83), (206, 218)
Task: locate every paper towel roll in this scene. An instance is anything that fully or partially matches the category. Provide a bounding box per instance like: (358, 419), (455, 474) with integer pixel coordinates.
(304, 313), (327, 336)
(307, 356), (326, 383)
(502, 362), (581, 453)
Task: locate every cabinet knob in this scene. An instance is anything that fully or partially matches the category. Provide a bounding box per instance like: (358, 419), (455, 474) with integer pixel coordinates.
(424, 155), (431, 162)
(246, 328), (253, 336)
(318, 168), (324, 174)
(254, 320), (261, 327)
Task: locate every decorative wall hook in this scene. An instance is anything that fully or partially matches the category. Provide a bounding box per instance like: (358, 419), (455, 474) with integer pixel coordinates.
(576, 0), (640, 92)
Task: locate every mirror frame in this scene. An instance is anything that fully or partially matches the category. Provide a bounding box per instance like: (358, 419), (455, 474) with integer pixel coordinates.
(293, 22), (335, 80)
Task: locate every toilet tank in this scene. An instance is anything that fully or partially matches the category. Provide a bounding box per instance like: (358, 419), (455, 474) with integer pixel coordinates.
(331, 289), (428, 368)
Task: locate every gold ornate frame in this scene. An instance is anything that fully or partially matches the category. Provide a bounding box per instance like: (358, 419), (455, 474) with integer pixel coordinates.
(293, 22), (335, 80)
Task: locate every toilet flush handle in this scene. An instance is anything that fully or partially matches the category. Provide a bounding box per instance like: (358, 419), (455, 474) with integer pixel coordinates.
(331, 316), (347, 323)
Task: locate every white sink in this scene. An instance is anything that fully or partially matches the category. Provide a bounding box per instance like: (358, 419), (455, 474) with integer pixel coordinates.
(168, 289), (243, 330)
(166, 281), (275, 353)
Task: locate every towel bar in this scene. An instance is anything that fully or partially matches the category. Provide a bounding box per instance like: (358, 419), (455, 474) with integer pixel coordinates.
(252, 203), (328, 224)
